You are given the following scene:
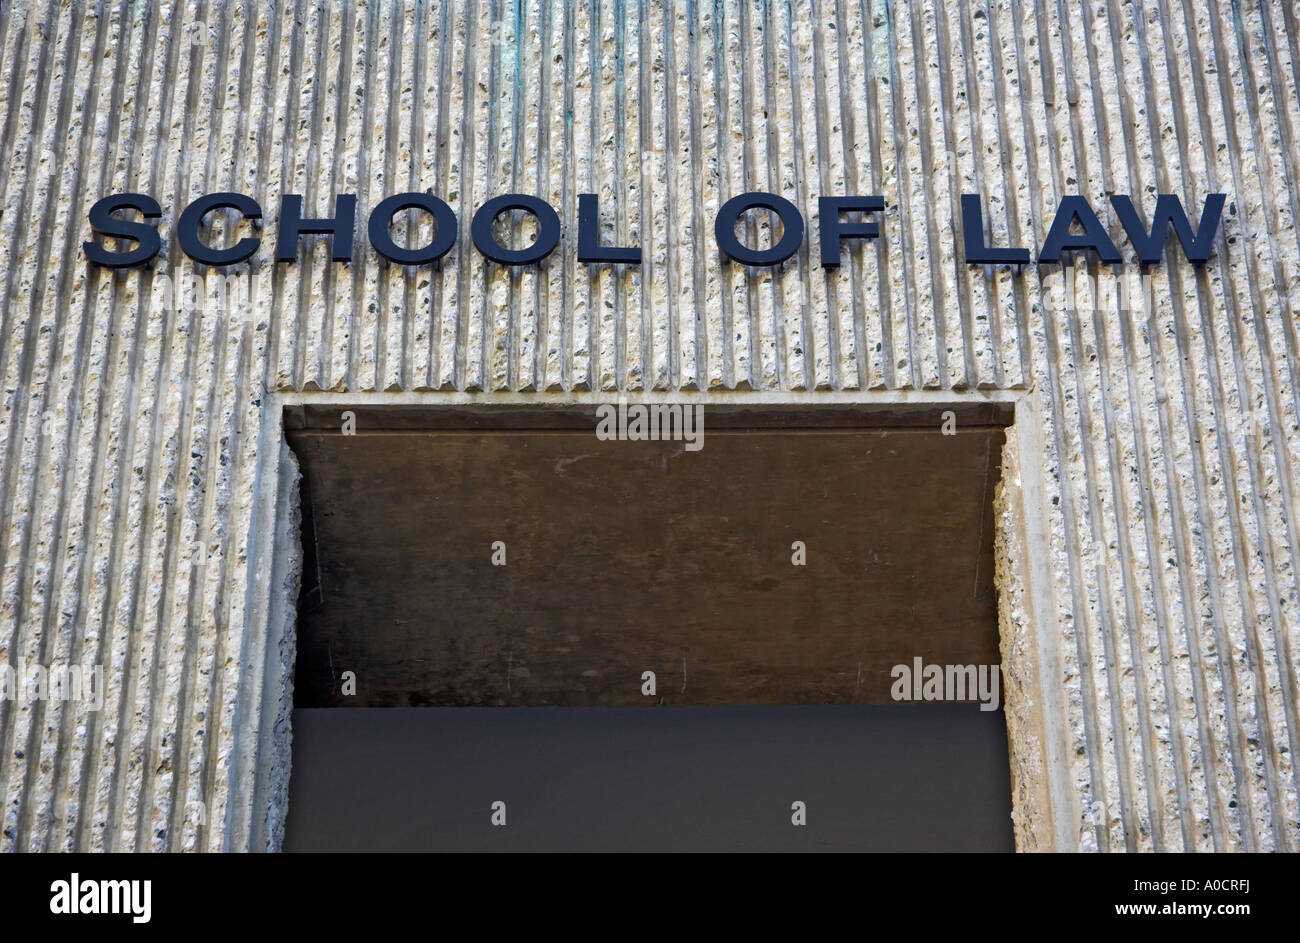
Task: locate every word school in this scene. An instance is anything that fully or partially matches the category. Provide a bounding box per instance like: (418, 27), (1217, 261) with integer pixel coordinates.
(84, 190), (1225, 270)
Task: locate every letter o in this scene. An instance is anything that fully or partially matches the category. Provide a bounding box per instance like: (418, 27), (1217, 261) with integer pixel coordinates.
(368, 192), (458, 265)
(471, 194), (561, 265)
(714, 192), (804, 266)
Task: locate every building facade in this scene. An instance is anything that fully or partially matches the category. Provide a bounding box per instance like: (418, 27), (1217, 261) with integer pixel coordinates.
(1, 0), (1299, 851)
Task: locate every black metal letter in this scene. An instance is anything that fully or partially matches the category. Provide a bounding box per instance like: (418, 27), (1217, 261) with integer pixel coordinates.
(577, 193), (640, 263)
(471, 194), (561, 265)
(714, 192), (803, 266)
(960, 194), (1030, 265)
(276, 194), (357, 262)
(368, 193), (458, 265)
(1039, 196), (1122, 264)
(83, 193), (163, 268)
(1110, 193), (1225, 265)
(178, 192), (262, 266)
(819, 196), (884, 267)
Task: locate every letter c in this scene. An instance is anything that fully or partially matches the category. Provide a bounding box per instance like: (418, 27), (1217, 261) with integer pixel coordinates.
(178, 192), (262, 266)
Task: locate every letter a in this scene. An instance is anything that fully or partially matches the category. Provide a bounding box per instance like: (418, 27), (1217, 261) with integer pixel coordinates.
(922, 664), (943, 700)
(626, 406), (646, 441)
(1039, 196), (1121, 263)
(491, 800), (507, 826)
(50, 881), (70, 915)
(491, 540), (507, 566)
(791, 540), (806, 566)
(890, 664), (910, 701)
(791, 800), (807, 826)
(341, 670), (357, 696)
(941, 410), (956, 436)
(641, 670), (656, 696)
(595, 404), (616, 440)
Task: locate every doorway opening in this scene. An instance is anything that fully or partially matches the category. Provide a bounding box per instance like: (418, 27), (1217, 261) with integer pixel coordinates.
(281, 401), (1014, 851)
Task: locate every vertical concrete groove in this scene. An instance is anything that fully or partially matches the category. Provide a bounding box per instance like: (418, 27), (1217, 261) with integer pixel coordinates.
(986, 0), (1032, 390)
(1097, 0), (1172, 851)
(15, 3), (95, 853)
(41, 0), (123, 854)
(80, 0), (165, 854)
(1187, 0), (1292, 847)
(830, 0), (867, 390)
(1222, 0), (1300, 846)
(1148, 0), (1236, 850)
(1123, 0), (1208, 854)
(0, 1), (60, 843)
(685, 0), (711, 390)
(881, 0), (918, 390)
(1008, 1), (1105, 850)
(860, 0), (892, 390)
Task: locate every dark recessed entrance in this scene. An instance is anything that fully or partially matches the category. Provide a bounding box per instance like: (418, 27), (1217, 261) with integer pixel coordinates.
(282, 402), (1014, 851)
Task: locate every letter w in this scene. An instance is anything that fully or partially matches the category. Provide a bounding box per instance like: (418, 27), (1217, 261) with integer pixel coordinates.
(1110, 193), (1225, 264)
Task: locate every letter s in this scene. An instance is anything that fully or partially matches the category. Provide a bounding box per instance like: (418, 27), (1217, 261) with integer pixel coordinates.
(84, 193), (163, 268)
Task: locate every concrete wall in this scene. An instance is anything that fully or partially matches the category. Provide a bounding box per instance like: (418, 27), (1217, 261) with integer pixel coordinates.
(0, 0), (1297, 852)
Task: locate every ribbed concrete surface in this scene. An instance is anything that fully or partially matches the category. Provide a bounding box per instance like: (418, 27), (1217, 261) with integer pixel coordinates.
(0, 0), (1297, 851)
